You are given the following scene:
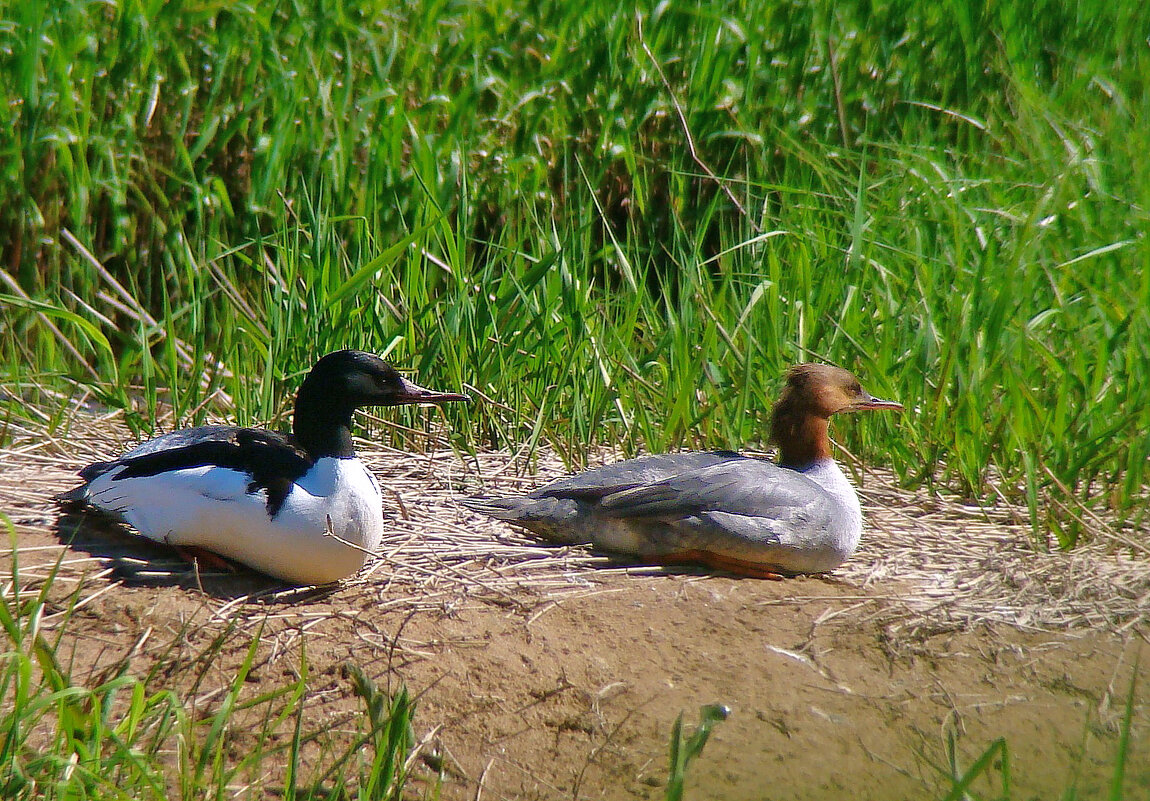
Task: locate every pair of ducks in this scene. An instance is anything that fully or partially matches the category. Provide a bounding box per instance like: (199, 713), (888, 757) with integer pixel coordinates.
(62, 350), (901, 585)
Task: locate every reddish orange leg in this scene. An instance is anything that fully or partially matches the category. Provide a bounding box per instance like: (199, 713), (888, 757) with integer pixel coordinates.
(174, 546), (236, 573)
(652, 549), (786, 580)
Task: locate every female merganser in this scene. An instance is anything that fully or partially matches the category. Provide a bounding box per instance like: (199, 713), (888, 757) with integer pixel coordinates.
(60, 350), (468, 584)
(461, 364), (901, 578)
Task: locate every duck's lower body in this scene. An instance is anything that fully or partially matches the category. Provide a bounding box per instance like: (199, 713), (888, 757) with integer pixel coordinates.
(460, 495), (846, 578)
(61, 462), (384, 585)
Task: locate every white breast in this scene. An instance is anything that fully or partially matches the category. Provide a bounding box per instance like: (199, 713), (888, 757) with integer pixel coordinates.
(796, 459), (864, 562)
(83, 457), (384, 584)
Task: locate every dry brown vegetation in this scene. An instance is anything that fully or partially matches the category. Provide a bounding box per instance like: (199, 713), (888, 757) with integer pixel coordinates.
(3, 412), (1149, 799)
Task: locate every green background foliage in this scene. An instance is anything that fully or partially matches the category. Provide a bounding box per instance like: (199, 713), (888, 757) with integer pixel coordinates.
(3, 0), (1149, 545)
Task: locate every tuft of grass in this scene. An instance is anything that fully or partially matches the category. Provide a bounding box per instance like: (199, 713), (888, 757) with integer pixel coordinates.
(942, 735), (1010, 801)
(934, 658), (1141, 801)
(664, 703), (730, 801)
(0, 515), (418, 800)
(316, 663), (415, 801)
(1107, 654), (1140, 801)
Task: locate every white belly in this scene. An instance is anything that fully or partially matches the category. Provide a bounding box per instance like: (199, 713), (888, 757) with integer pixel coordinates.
(83, 457), (384, 584)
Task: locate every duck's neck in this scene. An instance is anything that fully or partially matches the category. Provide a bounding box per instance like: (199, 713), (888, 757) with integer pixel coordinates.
(772, 392), (864, 556)
(772, 408), (832, 470)
(293, 393), (356, 460)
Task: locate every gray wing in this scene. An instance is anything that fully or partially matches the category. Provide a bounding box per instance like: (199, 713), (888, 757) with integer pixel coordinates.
(597, 459), (831, 522)
(532, 451), (744, 500)
(596, 459), (840, 563)
(119, 425), (247, 458)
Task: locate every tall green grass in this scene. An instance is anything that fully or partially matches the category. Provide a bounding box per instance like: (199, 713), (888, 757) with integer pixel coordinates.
(3, 0), (1149, 542)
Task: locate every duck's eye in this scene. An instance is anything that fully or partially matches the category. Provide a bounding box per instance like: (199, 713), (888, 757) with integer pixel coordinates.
(851, 382), (862, 394)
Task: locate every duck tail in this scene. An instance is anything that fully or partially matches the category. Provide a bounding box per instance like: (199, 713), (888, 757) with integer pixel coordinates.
(55, 483), (91, 506)
(457, 496), (526, 521)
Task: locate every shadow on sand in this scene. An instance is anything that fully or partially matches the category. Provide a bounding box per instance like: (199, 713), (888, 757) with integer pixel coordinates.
(51, 505), (341, 604)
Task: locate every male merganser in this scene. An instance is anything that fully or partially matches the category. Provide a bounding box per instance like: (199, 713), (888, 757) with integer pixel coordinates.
(60, 350), (468, 584)
(461, 364), (901, 578)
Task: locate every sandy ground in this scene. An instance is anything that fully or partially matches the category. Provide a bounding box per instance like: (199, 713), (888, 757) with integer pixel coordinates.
(2, 416), (1149, 800)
